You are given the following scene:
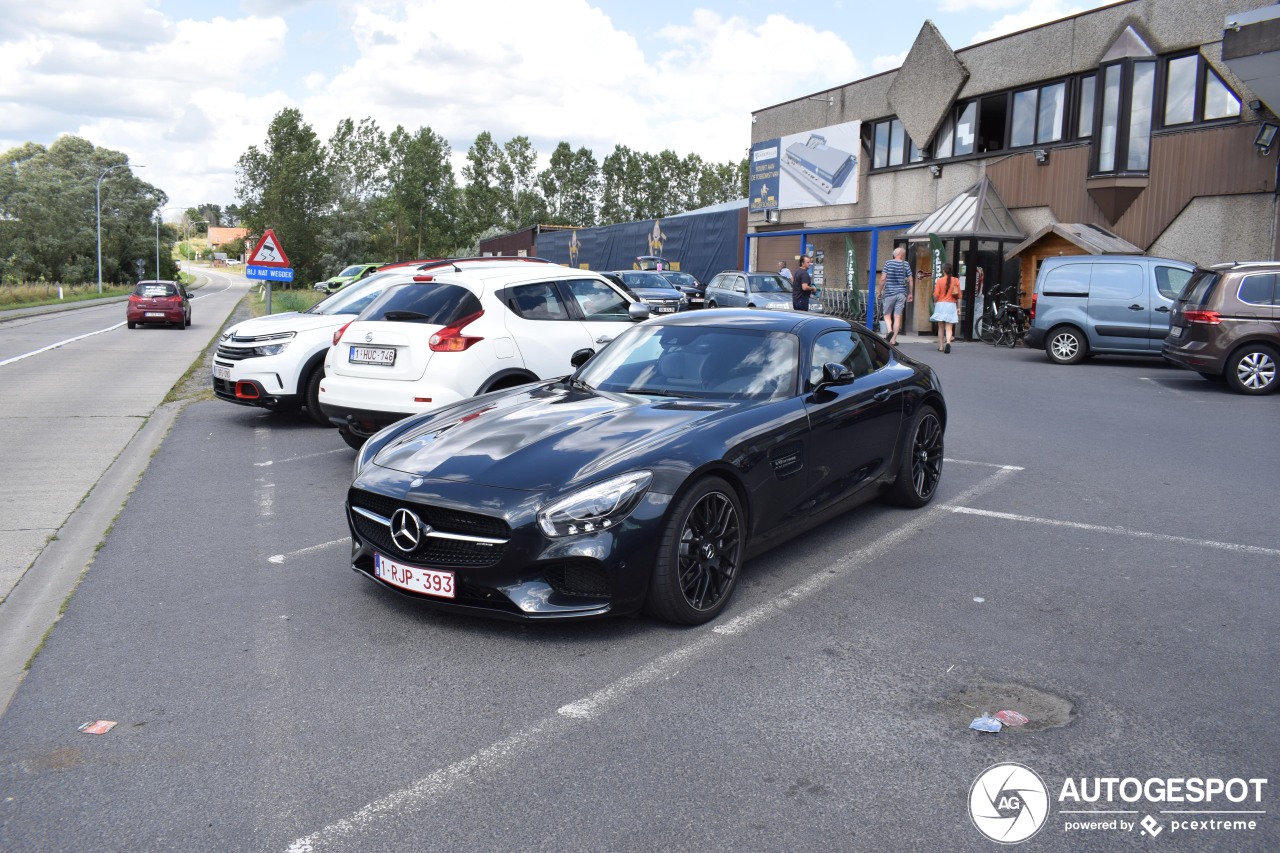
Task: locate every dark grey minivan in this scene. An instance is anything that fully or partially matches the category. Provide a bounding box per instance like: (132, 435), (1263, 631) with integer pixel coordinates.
(1024, 255), (1194, 364)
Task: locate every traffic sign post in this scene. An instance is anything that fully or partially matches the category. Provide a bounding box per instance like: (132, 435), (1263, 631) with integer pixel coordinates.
(245, 229), (294, 314)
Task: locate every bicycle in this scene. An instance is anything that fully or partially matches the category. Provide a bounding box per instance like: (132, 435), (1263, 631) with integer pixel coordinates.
(977, 286), (1026, 347)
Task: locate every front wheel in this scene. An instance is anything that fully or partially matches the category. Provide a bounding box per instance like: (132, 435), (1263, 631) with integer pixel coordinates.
(886, 404), (943, 508)
(645, 476), (744, 625)
(1225, 344), (1278, 395)
(303, 365), (329, 426)
(1046, 326), (1087, 365)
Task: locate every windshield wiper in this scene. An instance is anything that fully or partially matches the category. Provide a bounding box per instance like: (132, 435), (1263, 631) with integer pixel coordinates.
(629, 387), (700, 399)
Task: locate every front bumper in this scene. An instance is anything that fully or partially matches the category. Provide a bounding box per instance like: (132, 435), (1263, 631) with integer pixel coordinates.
(346, 478), (672, 621)
(211, 354), (303, 409)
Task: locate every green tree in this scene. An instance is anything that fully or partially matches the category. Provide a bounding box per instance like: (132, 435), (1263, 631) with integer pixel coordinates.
(323, 117), (389, 269)
(538, 142), (599, 226)
(461, 132), (507, 240)
(498, 135), (544, 229)
(235, 108), (333, 284)
(386, 125), (457, 259)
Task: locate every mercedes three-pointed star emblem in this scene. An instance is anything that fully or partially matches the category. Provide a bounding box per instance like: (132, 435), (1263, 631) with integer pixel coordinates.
(390, 508), (423, 553)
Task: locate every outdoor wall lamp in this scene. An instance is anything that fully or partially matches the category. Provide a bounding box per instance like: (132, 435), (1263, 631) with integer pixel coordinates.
(1254, 122), (1278, 154)
(928, 164), (942, 178)
(764, 210), (782, 224)
(1033, 148), (1050, 164)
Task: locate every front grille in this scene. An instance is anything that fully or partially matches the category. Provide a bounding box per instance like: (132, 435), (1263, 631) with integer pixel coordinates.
(216, 345), (257, 361)
(349, 489), (510, 568)
(543, 561), (611, 599)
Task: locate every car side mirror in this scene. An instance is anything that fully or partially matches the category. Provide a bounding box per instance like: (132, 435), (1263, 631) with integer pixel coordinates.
(570, 348), (596, 369)
(628, 303), (651, 321)
(815, 362), (854, 390)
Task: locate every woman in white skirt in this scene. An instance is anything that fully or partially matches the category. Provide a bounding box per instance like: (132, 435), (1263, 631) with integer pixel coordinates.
(931, 264), (960, 353)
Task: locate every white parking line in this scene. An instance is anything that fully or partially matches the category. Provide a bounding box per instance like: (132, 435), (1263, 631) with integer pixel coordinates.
(283, 464), (1019, 851)
(949, 507), (1280, 557)
(255, 449), (347, 468)
(267, 538), (350, 565)
(944, 457), (1024, 471)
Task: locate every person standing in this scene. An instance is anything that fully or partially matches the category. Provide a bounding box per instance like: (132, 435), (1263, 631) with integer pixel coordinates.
(879, 247), (913, 345)
(778, 261), (793, 284)
(931, 263), (960, 353)
(792, 255), (814, 311)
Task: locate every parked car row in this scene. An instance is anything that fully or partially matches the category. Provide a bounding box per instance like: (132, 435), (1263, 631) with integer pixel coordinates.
(1023, 255), (1279, 395)
(208, 257), (946, 625)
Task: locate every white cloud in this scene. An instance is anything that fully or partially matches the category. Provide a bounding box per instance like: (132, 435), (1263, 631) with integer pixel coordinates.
(871, 52), (907, 73)
(940, 0), (1024, 10)
(967, 0), (1090, 44)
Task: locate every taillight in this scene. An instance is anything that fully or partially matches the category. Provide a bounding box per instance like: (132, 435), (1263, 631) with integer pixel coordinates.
(1183, 310), (1222, 325)
(128, 295), (141, 303)
(429, 310), (485, 352)
(168, 295), (183, 302)
(333, 321), (352, 346)
(412, 275), (435, 282)
(1029, 293), (1037, 320)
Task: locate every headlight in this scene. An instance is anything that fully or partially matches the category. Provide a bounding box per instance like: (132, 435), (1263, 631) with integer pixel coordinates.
(256, 342), (289, 356)
(353, 437), (380, 478)
(537, 471), (653, 537)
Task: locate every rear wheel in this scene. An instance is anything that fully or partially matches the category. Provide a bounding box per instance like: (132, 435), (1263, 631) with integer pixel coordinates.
(338, 428), (367, 450)
(1225, 344), (1279, 395)
(645, 476), (744, 625)
(127, 321), (136, 329)
(886, 404), (943, 508)
(1046, 326), (1087, 365)
(303, 365), (329, 426)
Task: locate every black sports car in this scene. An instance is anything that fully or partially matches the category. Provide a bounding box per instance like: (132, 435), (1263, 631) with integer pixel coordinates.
(346, 309), (945, 624)
(658, 270), (706, 308)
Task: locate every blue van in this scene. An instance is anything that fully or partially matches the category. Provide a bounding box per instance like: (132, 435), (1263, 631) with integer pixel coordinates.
(1023, 255), (1195, 364)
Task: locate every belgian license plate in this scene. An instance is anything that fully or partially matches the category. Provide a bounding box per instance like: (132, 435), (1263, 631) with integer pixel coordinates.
(1170, 325), (1185, 338)
(374, 553), (455, 599)
(350, 345), (395, 365)
(213, 364), (230, 380)
(145, 312), (165, 317)
(655, 305), (676, 313)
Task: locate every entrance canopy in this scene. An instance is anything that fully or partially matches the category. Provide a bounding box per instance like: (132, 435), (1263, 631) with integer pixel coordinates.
(903, 177), (1024, 242)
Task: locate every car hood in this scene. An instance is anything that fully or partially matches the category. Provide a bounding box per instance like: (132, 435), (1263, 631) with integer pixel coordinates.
(227, 311), (349, 337)
(629, 286), (683, 302)
(371, 385), (729, 492)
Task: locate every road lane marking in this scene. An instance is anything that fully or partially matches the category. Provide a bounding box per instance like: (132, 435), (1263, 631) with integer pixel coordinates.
(255, 449), (347, 467)
(944, 457), (1024, 470)
(949, 507), (1280, 557)
(267, 539), (350, 564)
(284, 463), (1020, 851)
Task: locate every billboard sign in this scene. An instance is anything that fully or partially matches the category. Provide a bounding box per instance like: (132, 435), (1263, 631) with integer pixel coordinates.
(756, 120), (862, 211)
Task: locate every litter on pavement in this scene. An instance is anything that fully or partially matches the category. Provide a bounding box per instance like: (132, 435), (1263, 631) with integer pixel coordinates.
(995, 709), (1029, 727)
(78, 720), (117, 735)
(969, 714), (1003, 733)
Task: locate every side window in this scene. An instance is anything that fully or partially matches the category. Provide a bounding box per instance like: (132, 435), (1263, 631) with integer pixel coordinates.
(707, 275), (723, 291)
(505, 282), (569, 321)
(1088, 263), (1143, 299)
(1155, 266), (1192, 301)
(1042, 264), (1090, 295)
(562, 278), (632, 321)
(854, 328), (890, 371)
(1237, 273), (1276, 306)
(809, 329), (877, 387)
(734, 276), (747, 293)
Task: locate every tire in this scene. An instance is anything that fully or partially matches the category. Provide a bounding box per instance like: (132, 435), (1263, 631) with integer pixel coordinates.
(1046, 326), (1087, 365)
(303, 365), (330, 426)
(1225, 344), (1279, 395)
(186, 314), (192, 327)
(707, 301), (718, 309)
(886, 404), (944, 508)
(127, 321), (136, 329)
(975, 315), (994, 343)
(339, 428), (367, 450)
(645, 476), (744, 625)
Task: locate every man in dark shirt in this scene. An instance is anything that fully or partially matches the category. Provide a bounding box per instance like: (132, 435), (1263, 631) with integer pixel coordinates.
(792, 255), (814, 311)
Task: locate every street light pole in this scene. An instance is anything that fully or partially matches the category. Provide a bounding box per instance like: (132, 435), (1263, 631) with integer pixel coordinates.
(184, 220), (210, 263)
(156, 206), (186, 280)
(96, 163), (144, 294)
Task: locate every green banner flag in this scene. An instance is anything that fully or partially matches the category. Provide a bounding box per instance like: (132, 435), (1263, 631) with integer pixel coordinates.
(844, 234), (865, 324)
(927, 233), (947, 314)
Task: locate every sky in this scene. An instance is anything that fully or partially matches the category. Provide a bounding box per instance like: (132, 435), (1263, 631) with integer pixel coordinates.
(1, 0), (1119, 216)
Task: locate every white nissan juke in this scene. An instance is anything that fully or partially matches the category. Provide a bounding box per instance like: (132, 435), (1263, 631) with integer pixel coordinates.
(318, 261), (648, 448)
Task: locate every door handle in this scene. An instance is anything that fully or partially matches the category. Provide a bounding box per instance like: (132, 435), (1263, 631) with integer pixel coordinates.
(1128, 304), (1144, 311)
(595, 336), (614, 345)
(1155, 306), (1170, 313)
(873, 389), (891, 402)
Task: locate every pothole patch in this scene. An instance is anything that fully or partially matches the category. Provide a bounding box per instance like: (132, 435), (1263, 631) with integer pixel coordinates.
(947, 681), (1077, 732)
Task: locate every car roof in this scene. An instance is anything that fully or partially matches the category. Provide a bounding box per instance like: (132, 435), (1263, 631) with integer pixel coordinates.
(1208, 261), (1280, 271)
(420, 264), (612, 290)
(649, 307), (843, 333)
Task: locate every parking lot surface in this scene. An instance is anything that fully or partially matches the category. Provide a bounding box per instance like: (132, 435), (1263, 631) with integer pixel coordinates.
(0, 339), (1276, 851)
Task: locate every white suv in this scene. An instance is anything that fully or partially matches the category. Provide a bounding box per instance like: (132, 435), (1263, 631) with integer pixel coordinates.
(212, 269), (415, 424)
(319, 264), (646, 447)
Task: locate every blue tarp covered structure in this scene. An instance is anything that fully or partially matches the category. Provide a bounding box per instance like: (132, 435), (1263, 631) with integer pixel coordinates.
(535, 205), (743, 285)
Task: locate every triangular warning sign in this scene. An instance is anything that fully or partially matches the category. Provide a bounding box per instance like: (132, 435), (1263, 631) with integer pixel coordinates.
(248, 229), (290, 267)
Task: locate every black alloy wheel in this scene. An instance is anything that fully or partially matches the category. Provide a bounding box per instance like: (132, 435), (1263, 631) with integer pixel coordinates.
(887, 405), (943, 508)
(646, 476), (744, 625)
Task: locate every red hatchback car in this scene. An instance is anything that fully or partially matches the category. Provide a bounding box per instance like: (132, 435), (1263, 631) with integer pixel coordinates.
(127, 280), (191, 329)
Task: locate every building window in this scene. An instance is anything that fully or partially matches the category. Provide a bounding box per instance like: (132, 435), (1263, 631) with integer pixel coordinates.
(1011, 81), (1066, 147)
(871, 118), (922, 169)
(953, 102), (977, 156)
(1077, 74), (1096, 138)
(1094, 59), (1156, 174)
(1163, 53), (1241, 126)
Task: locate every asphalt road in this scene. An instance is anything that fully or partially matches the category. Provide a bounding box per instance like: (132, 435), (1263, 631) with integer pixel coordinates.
(0, 333), (1277, 852)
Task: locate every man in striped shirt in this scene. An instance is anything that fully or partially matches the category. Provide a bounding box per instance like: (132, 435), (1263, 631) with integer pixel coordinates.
(879, 247), (913, 345)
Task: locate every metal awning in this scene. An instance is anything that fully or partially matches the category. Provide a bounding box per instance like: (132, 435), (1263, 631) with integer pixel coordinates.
(903, 177), (1024, 242)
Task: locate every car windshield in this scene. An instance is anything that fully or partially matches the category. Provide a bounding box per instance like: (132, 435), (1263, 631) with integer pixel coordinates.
(359, 282), (482, 324)
(307, 272), (404, 316)
(619, 271), (677, 290)
(337, 265), (369, 278)
(576, 324), (798, 401)
(748, 274), (792, 294)
(661, 272), (698, 288)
